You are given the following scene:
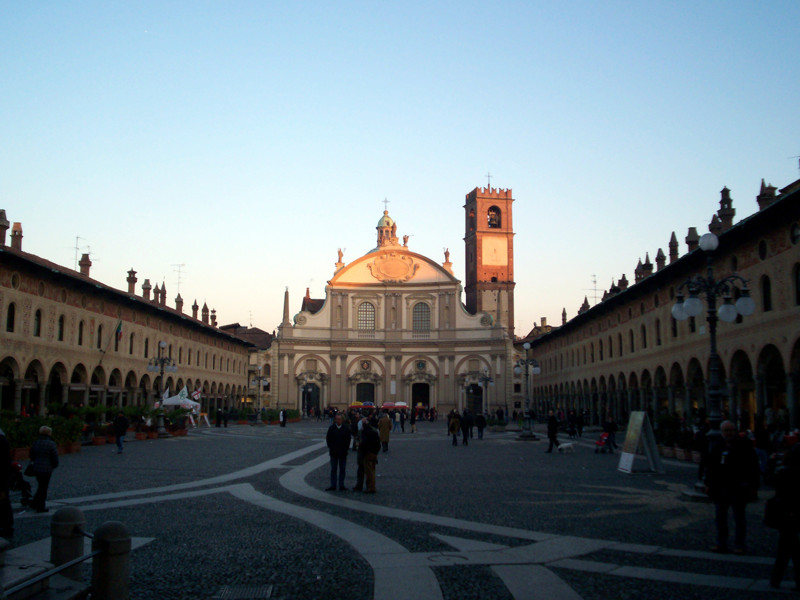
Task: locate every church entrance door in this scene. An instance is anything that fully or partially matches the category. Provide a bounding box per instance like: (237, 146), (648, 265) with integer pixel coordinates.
(356, 383), (375, 406)
(412, 383), (429, 410)
(466, 384), (483, 414)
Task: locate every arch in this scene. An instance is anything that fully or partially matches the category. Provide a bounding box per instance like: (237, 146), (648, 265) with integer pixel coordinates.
(686, 358), (705, 418)
(47, 362), (68, 407)
(5, 302), (15, 333)
(757, 344), (786, 427)
(729, 350), (755, 429)
(487, 205), (502, 228)
(0, 357), (20, 412)
(33, 309), (42, 337)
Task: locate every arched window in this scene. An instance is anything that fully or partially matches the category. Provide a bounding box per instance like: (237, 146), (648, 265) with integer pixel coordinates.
(671, 317), (677, 338)
(357, 302), (376, 338)
(761, 275), (772, 312)
(97, 324), (103, 349)
(78, 320), (84, 345)
(655, 319), (662, 346)
(598, 340), (604, 361)
(129, 333), (135, 354)
(33, 309), (42, 337)
(6, 303), (15, 332)
(144, 338), (149, 358)
(640, 325), (647, 349)
(487, 206), (502, 228)
(179, 347), (183, 364)
(57, 315), (65, 341)
(412, 302), (430, 338)
(618, 333), (623, 357)
(590, 343), (595, 363)
(629, 330), (635, 353)
(608, 336), (613, 359)
(213, 355), (216, 370)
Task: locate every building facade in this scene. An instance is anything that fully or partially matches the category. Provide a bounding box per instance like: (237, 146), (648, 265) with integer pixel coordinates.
(521, 178), (800, 430)
(0, 211), (252, 416)
(272, 187), (517, 415)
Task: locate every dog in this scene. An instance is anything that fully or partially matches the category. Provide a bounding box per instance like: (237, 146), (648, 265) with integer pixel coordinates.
(557, 442), (575, 454)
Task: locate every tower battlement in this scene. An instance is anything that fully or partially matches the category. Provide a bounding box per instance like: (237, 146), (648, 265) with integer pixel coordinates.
(466, 187), (513, 201)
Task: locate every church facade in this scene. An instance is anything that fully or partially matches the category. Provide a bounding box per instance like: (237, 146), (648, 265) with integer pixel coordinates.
(271, 187), (517, 415)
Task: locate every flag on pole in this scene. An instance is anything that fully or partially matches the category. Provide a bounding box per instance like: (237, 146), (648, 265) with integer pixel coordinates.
(162, 388), (170, 401)
(115, 320), (123, 341)
(191, 389), (201, 401)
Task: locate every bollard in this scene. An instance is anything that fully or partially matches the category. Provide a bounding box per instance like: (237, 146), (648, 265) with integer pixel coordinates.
(50, 507), (87, 581)
(91, 521), (131, 600)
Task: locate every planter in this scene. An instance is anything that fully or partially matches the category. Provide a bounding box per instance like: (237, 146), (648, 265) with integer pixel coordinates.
(11, 447), (30, 461)
(68, 441), (81, 454)
(236, 420), (248, 425)
(660, 445), (675, 458)
(147, 431), (159, 439)
(691, 450), (703, 464)
(135, 432), (147, 441)
(675, 448), (692, 461)
(92, 436), (107, 446)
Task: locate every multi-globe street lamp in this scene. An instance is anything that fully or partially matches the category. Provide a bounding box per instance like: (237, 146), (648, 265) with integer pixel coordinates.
(514, 341), (541, 440)
(671, 232), (755, 438)
(478, 368), (493, 417)
(146, 340), (177, 437)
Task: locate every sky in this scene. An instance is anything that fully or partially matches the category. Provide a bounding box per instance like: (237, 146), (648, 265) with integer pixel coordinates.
(2, 1), (799, 337)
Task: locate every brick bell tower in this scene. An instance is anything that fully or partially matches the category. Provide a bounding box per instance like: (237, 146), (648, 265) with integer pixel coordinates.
(464, 186), (515, 339)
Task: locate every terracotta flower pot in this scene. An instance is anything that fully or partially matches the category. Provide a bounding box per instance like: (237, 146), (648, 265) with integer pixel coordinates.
(135, 432), (147, 441)
(92, 436), (107, 445)
(11, 447), (30, 461)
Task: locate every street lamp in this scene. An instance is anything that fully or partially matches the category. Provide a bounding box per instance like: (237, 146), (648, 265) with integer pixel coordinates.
(671, 232), (755, 438)
(515, 341), (541, 440)
(478, 368), (494, 416)
(146, 340), (177, 437)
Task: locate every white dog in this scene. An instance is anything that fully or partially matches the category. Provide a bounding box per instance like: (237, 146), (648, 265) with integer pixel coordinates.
(557, 442), (575, 454)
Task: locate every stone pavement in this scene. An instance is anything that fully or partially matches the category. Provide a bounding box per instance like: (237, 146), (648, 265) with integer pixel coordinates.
(5, 419), (792, 599)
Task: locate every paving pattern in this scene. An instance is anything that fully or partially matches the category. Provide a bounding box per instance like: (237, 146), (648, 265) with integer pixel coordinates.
(7, 420), (791, 599)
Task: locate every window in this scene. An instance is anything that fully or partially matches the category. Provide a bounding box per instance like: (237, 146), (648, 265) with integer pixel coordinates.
(78, 321), (84, 346)
(629, 330), (635, 353)
(599, 340), (604, 361)
(794, 265), (800, 306)
(33, 310), (42, 337)
(97, 325), (103, 349)
(144, 338), (149, 358)
(655, 319), (662, 346)
(412, 302), (430, 338)
(618, 334), (623, 357)
(671, 317), (677, 338)
(357, 302), (376, 338)
(57, 315), (65, 341)
(761, 275), (772, 312)
(5, 303), (15, 332)
(641, 325), (647, 349)
(487, 206), (501, 228)
(608, 336), (613, 359)
(689, 316), (696, 333)
(179, 347), (183, 364)
(129, 333), (135, 354)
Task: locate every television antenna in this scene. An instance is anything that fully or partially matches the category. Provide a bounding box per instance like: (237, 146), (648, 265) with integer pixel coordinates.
(171, 263), (186, 293)
(583, 274), (600, 305)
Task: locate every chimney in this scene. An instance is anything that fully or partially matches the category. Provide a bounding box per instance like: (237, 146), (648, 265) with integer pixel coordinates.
(757, 179), (777, 211)
(0, 210), (9, 246)
(655, 248), (666, 271)
(79, 253), (92, 276)
(541, 316), (547, 328)
(211, 309), (217, 327)
(142, 279), (152, 300)
(561, 308), (567, 325)
(175, 293), (184, 313)
(685, 227), (699, 253)
(10, 222), (22, 250)
(202, 302), (209, 324)
(126, 269), (137, 294)
(153, 283), (161, 303)
(159, 282), (167, 306)
(668, 232), (679, 263)
(192, 300), (199, 320)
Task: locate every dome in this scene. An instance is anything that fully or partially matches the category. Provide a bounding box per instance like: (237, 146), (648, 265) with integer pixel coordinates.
(377, 210), (394, 228)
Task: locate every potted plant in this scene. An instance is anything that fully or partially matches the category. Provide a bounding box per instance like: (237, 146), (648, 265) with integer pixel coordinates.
(124, 405), (149, 440)
(51, 416), (83, 454)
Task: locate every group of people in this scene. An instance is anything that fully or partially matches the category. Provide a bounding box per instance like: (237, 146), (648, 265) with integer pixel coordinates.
(446, 410), (487, 445)
(325, 411), (386, 493)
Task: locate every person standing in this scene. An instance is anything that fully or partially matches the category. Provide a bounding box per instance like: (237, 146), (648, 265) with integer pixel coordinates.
(460, 410), (472, 446)
(325, 413), (351, 491)
(392, 410), (400, 433)
(409, 409), (417, 434)
(222, 406), (229, 428)
(279, 408), (287, 427)
(29, 426), (59, 513)
(362, 417), (381, 493)
(113, 411), (129, 454)
(0, 427), (13, 538)
(767, 445), (800, 589)
(378, 412), (392, 453)
(704, 420), (760, 554)
(399, 410), (406, 433)
(475, 412), (486, 440)
(215, 407), (222, 427)
(448, 411), (461, 446)
(603, 413), (618, 453)
(545, 410), (561, 453)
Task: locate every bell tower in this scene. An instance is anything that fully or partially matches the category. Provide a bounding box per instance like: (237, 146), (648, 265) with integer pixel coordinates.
(464, 186), (515, 338)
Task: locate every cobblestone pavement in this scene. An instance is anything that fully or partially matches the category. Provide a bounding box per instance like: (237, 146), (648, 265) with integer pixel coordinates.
(7, 420), (792, 599)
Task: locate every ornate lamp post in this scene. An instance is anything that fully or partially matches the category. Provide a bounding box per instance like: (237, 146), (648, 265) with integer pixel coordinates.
(671, 232), (755, 437)
(515, 341), (541, 440)
(146, 340), (177, 437)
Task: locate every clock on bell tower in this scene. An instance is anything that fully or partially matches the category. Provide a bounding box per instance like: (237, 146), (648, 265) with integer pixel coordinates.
(464, 185), (515, 339)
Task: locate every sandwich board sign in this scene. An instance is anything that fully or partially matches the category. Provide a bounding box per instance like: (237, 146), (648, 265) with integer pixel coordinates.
(618, 411), (664, 474)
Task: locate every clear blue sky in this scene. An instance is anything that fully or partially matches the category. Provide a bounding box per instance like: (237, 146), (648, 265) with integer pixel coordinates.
(2, 1), (798, 336)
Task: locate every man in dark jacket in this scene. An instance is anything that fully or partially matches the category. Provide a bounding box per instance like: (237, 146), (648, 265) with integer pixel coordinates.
(704, 420), (760, 554)
(326, 413), (351, 491)
(29, 426), (59, 513)
(113, 411), (129, 454)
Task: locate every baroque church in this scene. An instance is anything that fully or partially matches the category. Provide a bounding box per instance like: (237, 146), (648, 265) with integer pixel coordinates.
(271, 186), (518, 415)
